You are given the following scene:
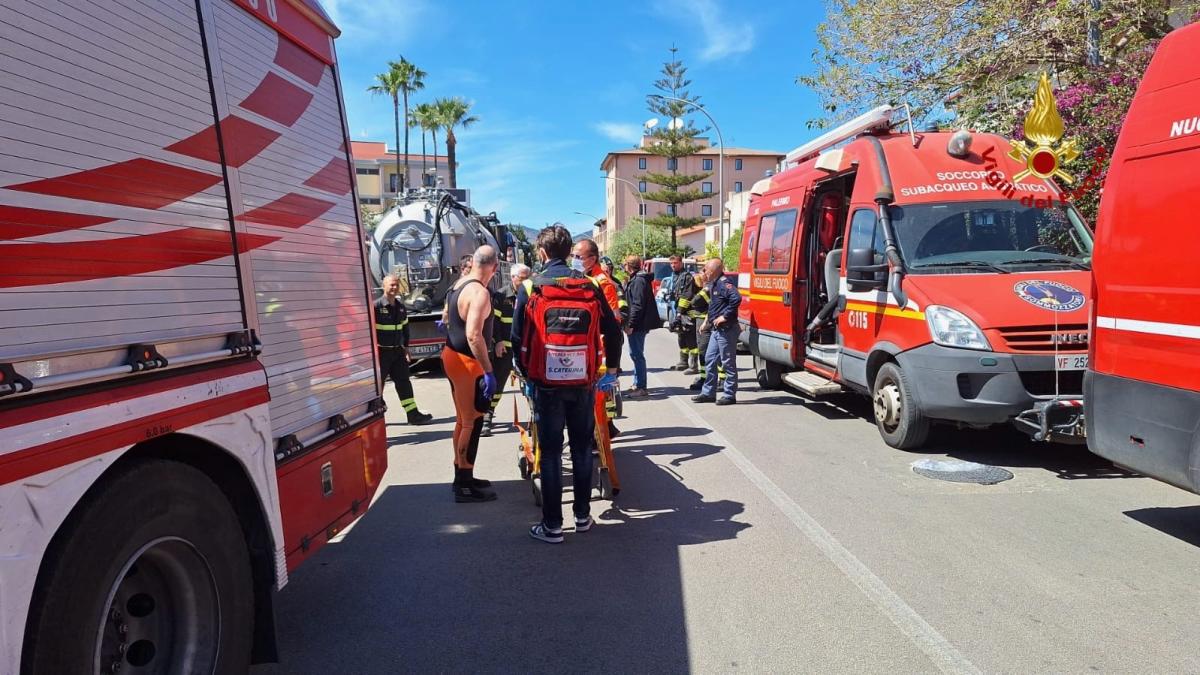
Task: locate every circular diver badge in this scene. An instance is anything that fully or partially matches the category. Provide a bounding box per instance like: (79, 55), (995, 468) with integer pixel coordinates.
(1013, 280), (1085, 312)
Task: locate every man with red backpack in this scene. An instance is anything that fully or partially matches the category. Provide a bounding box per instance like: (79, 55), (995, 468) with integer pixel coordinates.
(512, 224), (623, 544)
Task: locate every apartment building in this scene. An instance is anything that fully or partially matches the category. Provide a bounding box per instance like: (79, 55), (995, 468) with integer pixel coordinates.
(598, 137), (783, 252)
(351, 141), (450, 213)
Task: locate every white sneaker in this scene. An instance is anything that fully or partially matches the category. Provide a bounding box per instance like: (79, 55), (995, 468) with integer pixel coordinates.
(575, 516), (594, 533)
(529, 523), (563, 544)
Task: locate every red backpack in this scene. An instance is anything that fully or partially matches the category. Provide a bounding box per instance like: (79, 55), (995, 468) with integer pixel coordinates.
(519, 275), (603, 388)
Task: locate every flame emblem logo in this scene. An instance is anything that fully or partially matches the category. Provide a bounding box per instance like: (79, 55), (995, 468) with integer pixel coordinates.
(1008, 73), (1080, 183)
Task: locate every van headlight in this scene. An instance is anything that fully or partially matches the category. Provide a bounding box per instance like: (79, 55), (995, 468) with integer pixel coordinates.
(925, 305), (991, 351)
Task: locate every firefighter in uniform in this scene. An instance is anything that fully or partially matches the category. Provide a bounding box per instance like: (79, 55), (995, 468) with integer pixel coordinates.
(573, 239), (625, 437)
(376, 274), (433, 424)
(667, 255), (698, 372)
(688, 271), (726, 391)
(482, 263), (530, 436)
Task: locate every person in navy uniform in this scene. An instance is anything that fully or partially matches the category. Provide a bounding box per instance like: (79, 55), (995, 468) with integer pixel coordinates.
(376, 274), (433, 424)
(691, 259), (741, 406)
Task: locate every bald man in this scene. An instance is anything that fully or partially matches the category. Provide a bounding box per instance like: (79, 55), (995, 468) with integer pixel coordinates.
(691, 259), (741, 405)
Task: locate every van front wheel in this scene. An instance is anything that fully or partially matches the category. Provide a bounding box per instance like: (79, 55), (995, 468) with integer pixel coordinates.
(872, 362), (930, 449)
(754, 354), (782, 389)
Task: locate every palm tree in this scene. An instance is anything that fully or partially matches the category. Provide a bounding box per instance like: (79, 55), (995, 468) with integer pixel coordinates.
(367, 68), (404, 196)
(410, 102), (437, 187)
(433, 97), (478, 189)
(389, 57), (425, 191)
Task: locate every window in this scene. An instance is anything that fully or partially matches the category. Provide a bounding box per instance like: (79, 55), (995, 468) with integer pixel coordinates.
(639, 157), (647, 170)
(389, 174), (399, 192)
(668, 204), (677, 216)
(638, 203), (647, 216)
(847, 209), (887, 283)
(359, 197), (382, 205)
(703, 158), (713, 170)
(735, 158), (743, 170)
(702, 204), (713, 217)
(754, 209), (798, 273)
(734, 181), (743, 192)
(639, 180), (647, 193)
(667, 158), (677, 170)
(356, 167), (379, 175)
(702, 182), (713, 194)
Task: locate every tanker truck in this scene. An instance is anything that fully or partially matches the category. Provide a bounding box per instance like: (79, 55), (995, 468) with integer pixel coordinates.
(368, 189), (517, 359)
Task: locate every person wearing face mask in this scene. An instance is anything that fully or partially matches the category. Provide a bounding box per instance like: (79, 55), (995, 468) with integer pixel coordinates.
(572, 239), (625, 439)
(512, 225), (623, 543)
(442, 246), (501, 503)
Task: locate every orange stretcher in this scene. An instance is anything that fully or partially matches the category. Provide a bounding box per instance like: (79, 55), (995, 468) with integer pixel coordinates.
(515, 367), (620, 507)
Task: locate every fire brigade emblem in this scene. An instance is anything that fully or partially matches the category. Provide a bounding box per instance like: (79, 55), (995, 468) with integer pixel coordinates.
(1014, 280), (1085, 312)
(1009, 72), (1080, 183)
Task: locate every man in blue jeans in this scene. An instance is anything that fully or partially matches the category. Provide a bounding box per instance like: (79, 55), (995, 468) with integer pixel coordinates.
(621, 255), (661, 397)
(692, 259), (740, 405)
(512, 225), (624, 543)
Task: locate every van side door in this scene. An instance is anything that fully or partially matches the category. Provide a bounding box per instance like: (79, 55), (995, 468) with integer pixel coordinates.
(748, 200), (803, 367)
(838, 208), (888, 387)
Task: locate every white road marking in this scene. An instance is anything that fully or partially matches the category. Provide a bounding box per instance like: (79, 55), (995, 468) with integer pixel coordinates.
(653, 374), (981, 675)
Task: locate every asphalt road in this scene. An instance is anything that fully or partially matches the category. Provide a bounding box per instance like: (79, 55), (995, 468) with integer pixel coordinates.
(253, 331), (1200, 674)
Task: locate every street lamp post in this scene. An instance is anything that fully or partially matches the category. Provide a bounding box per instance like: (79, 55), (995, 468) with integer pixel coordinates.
(603, 175), (647, 259)
(573, 210), (603, 237)
(649, 95), (725, 253)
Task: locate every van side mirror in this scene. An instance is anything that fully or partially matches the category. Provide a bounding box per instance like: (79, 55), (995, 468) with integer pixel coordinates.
(845, 247), (887, 292)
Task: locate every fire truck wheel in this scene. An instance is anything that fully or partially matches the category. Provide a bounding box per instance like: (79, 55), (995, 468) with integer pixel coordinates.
(23, 459), (254, 675)
(754, 354), (783, 389)
(872, 362), (931, 449)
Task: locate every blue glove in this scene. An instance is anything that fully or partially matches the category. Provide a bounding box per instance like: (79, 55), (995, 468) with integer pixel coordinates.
(522, 380), (536, 400)
(481, 372), (498, 401)
(595, 372), (619, 394)
(435, 319), (448, 336)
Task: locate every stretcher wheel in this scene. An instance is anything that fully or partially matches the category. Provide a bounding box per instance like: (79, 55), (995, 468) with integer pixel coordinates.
(613, 390), (623, 418)
(531, 476), (542, 507)
(518, 455), (531, 481)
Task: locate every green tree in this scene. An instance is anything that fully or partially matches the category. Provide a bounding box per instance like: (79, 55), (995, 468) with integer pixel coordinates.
(640, 48), (712, 249)
(367, 66), (406, 194)
(391, 57), (426, 191)
(411, 102), (439, 186)
(799, 0), (1199, 221)
(433, 97), (479, 189)
(607, 222), (690, 262)
(703, 226), (742, 269)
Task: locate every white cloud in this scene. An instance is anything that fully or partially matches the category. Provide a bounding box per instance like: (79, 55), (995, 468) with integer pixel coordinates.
(323, 0), (433, 48)
(655, 0), (755, 62)
(593, 122), (643, 145)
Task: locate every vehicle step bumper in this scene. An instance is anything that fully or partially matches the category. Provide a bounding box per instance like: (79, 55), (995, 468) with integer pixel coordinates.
(1014, 398), (1086, 444)
(783, 371), (845, 397)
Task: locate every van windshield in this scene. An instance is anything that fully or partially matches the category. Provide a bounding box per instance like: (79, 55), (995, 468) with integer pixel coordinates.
(891, 200), (1093, 273)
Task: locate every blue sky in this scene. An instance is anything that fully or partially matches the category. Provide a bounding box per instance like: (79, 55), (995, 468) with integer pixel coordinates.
(326, 0), (825, 234)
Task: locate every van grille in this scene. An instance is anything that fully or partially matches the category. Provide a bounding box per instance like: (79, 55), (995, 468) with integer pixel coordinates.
(1019, 370), (1084, 397)
(997, 324), (1088, 353)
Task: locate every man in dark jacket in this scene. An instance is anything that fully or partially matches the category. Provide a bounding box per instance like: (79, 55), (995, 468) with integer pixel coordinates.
(375, 274), (433, 424)
(692, 259), (741, 405)
(622, 254), (661, 398)
(512, 224), (623, 544)
(666, 255), (698, 372)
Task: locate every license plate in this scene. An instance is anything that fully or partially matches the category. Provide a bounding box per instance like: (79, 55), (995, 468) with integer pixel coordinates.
(408, 343), (442, 358)
(1055, 354), (1088, 370)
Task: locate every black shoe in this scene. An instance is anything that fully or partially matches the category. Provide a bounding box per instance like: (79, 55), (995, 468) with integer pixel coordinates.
(669, 362), (688, 371)
(716, 396), (736, 406)
(407, 411), (434, 425)
(608, 420), (620, 438)
(691, 394), (716, 403)
(448, 477), (493, 492)
(453, 485), (497, 503)
(688, 378), (704, 391)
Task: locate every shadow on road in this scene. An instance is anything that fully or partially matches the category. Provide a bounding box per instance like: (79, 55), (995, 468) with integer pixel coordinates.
(927, 426), (1136, 480)
(265, 431), (749, 674)
(1125, 506), (1200, 548)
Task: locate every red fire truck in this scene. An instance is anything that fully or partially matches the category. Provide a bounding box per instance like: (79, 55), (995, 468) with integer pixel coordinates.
(0, 1), (386, 670)
(739, 107), (1093, 449)
(1087, 22), (1200, 492)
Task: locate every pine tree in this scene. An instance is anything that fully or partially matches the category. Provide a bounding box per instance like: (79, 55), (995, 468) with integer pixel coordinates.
(640, 48), (712, 250)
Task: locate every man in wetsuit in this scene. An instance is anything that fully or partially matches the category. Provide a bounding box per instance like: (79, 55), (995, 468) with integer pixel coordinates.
(441, 245), (500, 503)
(375, 274), (433, 424)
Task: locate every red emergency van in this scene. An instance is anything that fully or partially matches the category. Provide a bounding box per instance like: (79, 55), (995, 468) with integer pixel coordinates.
(740, 107), (1094, 449)
(1087, 22), (1200, 492)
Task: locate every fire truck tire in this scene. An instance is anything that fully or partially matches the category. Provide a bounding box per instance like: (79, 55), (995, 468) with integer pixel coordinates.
(754, 354), (783, 389)
(872, 362), (931, 449)
(22, 459), (254, 675)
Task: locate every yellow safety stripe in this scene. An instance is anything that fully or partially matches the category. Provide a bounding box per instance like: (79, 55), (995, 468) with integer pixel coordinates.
(843, 301), (925, 320)
(678, 298), (691, 309)
(497, 339), (512, 347)
(499, 316), (513, 324)
(375, 320), (409, 330)
(399, 398), (417, 411)
(618, 299), (628, 308)
(493, 308), (502, 318)
(737, 290), (786, 302)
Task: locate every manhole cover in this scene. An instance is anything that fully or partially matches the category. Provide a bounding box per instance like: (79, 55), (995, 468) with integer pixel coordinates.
(911, 458), (1013, 485)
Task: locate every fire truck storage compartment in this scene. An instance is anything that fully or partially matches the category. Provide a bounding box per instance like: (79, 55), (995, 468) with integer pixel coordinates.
(208, 0), (378, 441)
(277, 425), (371, 566)
(0, 1), (247, 364)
